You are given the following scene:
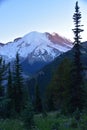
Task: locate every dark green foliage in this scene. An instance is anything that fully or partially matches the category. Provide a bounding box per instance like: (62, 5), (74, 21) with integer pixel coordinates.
(46, 92), (54, 111)
(42, 111), (47, 118)
(0, 97), (11, 118)
(73, 108), (81, 121)
(34, 84), (42, 113)
(0, 54), (29, 118)
(0, 57), (10, 118)
(7, 63), (13, 99)
(70, 1), (85, 113)
(21, 101), (34, 130)
(79, 112), (87, 129)
(6, 63), (14, 117)
(0, 57), (7, 97)
(69, 119), (78, 128)
(13, 53), (25, 113)
(46, 58), (72, 111)
(51, 122), (60, 130)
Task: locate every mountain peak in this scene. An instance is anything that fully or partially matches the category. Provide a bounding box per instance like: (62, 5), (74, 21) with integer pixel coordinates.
(0, 31), (72, 64)
(22, 31), (46, 43)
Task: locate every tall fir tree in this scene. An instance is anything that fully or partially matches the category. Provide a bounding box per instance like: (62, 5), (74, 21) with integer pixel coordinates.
(7, 63), (13, 99)
(6, 63), (14, 117)
(70, 1), (85, 112)
(0, 57), (10, 118)
(13, 53), (25, 113)
(0, 57), (7, 97)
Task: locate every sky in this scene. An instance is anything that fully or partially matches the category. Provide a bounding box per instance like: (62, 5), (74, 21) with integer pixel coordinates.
(0, 0), (87, 43)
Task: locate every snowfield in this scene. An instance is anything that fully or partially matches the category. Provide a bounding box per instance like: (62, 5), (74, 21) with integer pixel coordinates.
(0, 31), (73, 63)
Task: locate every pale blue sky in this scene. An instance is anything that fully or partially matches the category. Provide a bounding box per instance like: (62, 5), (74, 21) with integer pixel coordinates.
(0, 0), (87, 43)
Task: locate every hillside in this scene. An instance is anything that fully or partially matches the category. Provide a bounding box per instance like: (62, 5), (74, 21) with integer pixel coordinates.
(28, 41), (87, 97)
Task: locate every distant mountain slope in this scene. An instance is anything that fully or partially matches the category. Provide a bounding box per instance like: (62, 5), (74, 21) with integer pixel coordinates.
(0, 31), (72, 74)
(29, 41), (87, 95)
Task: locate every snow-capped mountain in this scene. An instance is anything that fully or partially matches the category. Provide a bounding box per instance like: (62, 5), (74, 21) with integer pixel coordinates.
(0, 31), (72, 62)
(0, 31), (72, 74)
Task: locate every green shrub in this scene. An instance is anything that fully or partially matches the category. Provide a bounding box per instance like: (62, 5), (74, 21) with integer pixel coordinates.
(73, 108), (81, 121)
(21, 102), (34, 130)
(42, 110), (47, 118)
(0, 97), (11, 119)
(69, 119), (78, 128)
(51, 122), (60, 130)
(56, 112), (61, 118)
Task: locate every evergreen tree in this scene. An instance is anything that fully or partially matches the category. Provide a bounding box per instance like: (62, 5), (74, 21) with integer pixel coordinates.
(13, 53), (25, 113)
(0, 57), (9, 118)
(34, 84), (42, 113)
(0, 57), (7, 97)
(6, 63), (14, 117)
(7, 63), (13, 99)
(46, 58), (72, 111)
(70, 1), (85, 112)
